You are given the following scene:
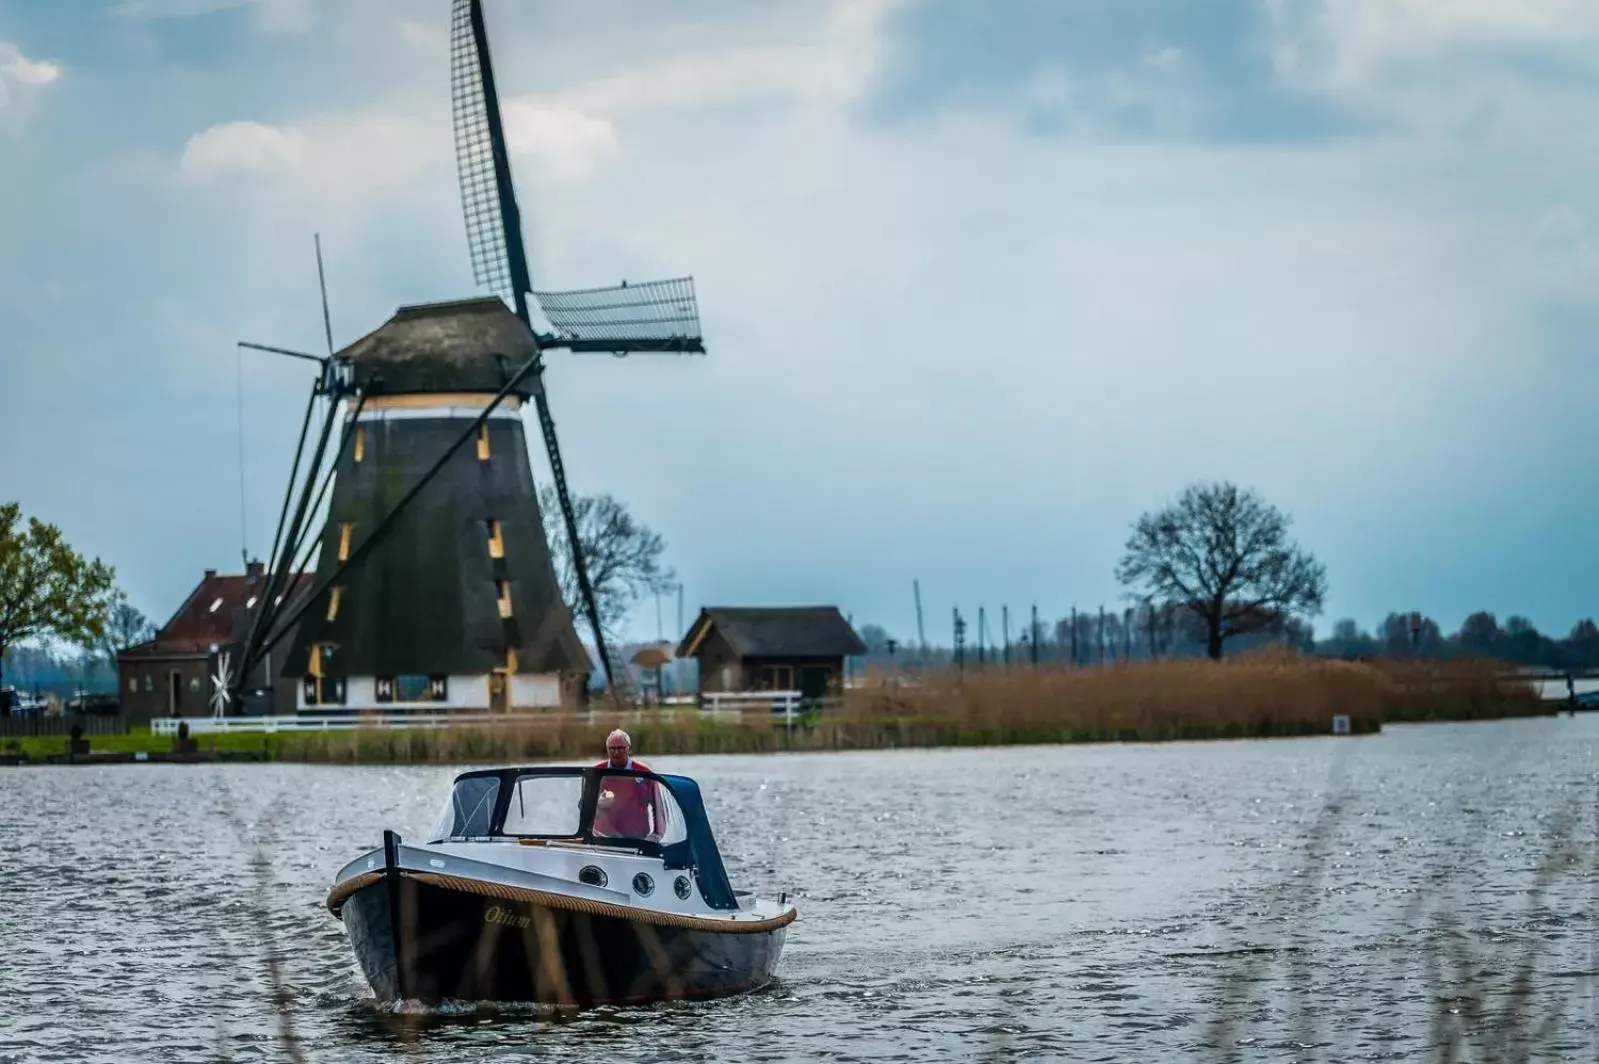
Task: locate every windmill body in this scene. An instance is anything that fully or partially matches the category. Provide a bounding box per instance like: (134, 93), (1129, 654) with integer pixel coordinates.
(281, 297), (591, 712)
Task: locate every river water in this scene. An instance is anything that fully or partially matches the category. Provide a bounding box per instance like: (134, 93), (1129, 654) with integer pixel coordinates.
(1, 717), (1595, 1062)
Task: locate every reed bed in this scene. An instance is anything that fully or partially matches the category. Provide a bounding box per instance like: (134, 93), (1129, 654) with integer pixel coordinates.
(1368, 657), (1548, 722)
(276, 652), (1546, 765)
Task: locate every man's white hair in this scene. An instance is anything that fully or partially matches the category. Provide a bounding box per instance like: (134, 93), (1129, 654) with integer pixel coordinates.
(606, 728), (631, 747)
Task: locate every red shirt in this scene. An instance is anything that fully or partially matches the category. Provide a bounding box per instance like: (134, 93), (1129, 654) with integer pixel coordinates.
(592, 759), (663, 839)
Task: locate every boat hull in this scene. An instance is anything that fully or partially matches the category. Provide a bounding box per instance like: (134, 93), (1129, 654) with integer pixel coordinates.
(339, 873), (789, 1006)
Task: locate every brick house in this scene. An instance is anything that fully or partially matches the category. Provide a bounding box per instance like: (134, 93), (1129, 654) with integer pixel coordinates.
(116, 561), (309, 723)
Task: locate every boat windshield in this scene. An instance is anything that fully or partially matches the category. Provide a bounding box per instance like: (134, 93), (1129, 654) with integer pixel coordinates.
(421, 766), (738, 909)
(590, 769), (687, 846)
(426, 768), (687, 849)
(428, 773), (501, 841)
(502, 773), (584, 836)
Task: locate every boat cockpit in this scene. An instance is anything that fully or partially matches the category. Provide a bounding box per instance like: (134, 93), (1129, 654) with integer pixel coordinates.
(425, 766), (740, 910)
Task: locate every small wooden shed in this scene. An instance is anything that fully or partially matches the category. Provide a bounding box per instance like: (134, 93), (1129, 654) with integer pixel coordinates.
(676, 606), (867, 700)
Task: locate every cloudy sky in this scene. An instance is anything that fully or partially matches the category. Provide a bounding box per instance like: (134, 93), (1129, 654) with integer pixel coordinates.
(2, 0), (1596, 648)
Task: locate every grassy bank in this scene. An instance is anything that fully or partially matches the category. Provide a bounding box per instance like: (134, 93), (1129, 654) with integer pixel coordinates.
(3, 727), (291, 762)
(2, 654), (1549, 766)
(266, 653), (1551, 765)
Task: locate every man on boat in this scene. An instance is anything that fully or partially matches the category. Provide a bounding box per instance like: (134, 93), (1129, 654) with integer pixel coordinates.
(593, 729), (668, 841)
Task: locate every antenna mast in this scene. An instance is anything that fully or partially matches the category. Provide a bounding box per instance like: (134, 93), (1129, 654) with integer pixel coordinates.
(913, 579), (927, 660)
(236, 345), (248, 569)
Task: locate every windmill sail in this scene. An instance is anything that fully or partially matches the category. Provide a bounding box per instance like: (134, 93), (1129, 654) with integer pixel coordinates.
(535, 277), (705, 354)
(451, 0), (532, 313)
(450, 0), (705, 358)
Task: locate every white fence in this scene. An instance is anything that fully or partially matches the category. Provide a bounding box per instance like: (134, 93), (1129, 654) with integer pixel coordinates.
(150, 689), (823, 736)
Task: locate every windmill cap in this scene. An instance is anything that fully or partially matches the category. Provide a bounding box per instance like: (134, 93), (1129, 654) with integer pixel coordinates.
(335, 296), (541, 397)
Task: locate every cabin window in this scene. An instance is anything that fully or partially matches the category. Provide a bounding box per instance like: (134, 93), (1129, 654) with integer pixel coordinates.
(477, 423), (490, 461)
(496, 579), (512, 618)
(353, 426), (365, 463)
(502, 775), (583, 836)
(487, 519), (504, 559)
(760, 665), (794, 691)
(338, 522), (353, 562)
(326, 585), (343, 622)
(591, 771), (689, 846)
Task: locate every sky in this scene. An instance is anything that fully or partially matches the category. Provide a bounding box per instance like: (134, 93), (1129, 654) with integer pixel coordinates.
(2, 0), (1597, 649)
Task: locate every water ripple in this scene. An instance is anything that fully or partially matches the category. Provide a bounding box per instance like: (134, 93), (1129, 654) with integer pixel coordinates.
(0, 717), (1594, 1061)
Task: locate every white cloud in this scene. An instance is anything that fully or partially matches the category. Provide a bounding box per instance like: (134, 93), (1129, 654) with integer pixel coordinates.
(1, 53), (60, 87)
(0, 42), (62, 108)
(1518, 205), (1599, 303)
(1268, 0), (1599, 135)
(179, 120), (307, 183)
(500, 102), (618, 181)
(487, 0), (905, 181)
(109, 0), (314, 33)
(397, 17), (446, 54)
(18, 0), (1599, 637)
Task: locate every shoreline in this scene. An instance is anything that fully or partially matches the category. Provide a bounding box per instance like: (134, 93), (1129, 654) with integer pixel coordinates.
(2, 704), (1568, 767)
(3, 654), (1564, 767)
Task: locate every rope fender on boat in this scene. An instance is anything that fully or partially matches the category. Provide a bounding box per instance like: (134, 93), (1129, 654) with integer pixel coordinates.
(326, 869), (799, 934)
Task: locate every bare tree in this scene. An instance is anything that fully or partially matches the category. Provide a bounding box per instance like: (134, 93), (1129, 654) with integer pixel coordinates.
(98, 597), (156, 663)
(1114, 481), (1327, 660)
(538, 486), (675, 645)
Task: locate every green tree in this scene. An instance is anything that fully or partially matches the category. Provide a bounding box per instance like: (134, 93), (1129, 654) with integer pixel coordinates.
(0, 502), (118, 706)
(1114, 481), (1327, 660)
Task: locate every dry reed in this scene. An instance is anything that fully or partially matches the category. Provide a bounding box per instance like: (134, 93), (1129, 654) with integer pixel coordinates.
(275, 652), (1546, 765)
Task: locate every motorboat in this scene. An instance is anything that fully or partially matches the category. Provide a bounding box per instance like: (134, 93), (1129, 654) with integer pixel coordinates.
(325, 764), (797, 1006)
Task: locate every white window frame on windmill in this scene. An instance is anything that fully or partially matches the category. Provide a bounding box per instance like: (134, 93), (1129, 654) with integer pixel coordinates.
(374, 674), (450, 705)
(303, 643), (346, 707)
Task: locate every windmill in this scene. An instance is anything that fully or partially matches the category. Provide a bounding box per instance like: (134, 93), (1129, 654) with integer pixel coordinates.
(224, 0), (701, 712)
(448, 0), (704, 696)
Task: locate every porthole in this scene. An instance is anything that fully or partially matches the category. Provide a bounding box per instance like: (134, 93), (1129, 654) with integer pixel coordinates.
(579, 865), (607, 888)
(632, 872), (654, 896)
(674, 875), (692, 900)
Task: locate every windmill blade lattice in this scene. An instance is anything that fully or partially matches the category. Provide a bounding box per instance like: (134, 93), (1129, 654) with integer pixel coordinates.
(534, 277), (705, 354)
(451, 0), (522, 306)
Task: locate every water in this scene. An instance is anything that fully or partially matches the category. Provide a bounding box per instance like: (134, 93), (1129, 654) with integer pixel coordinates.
(1, 717), (1595, 1062)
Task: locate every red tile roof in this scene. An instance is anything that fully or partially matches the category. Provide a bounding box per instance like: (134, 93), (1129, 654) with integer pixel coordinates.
(121, 567), (311, 658)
